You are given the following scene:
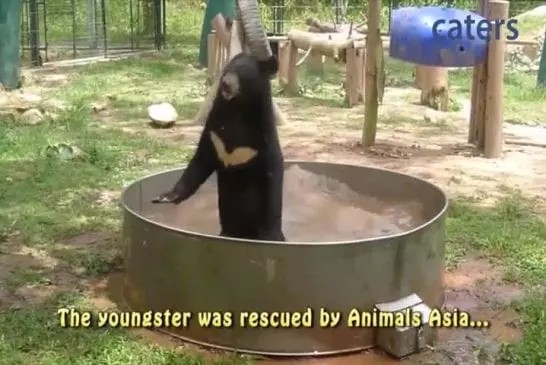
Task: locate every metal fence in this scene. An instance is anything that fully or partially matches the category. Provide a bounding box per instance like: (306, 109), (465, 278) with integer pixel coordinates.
(19, 0), (544, 66)
(259, 0), (544, 36)
(20, 0), (166, 66)
(259, 0), (458, 36)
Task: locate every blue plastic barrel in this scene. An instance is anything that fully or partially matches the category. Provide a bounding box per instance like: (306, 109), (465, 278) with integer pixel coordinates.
(389, 6), (488, 67)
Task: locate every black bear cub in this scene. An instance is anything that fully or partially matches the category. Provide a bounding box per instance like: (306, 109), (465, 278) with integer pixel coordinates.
(152, 53), (285, 242)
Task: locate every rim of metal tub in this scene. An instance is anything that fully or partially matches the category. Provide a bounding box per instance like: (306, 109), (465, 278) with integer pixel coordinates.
(121, 160), (450, 246)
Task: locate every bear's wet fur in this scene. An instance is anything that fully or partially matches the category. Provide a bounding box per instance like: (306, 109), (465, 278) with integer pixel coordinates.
(152, 53), (285, 242)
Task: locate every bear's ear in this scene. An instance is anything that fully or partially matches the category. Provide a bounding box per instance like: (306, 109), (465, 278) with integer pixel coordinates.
(259, 55), (279, 79)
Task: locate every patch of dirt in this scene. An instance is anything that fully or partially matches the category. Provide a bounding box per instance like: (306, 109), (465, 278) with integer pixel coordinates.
(419, 258), (524, 364)
(92, 189), (121, 206)
(445, 258), (523, 310)
(62, 232), (109, 246)
(0, 245), (80, 308)
(110, 86), (546, 209)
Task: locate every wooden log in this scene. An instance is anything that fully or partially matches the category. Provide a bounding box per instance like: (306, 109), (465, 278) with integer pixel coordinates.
(278, 40), (290, 88)
(308, 26), (322, 33)
(289, 30), (365, 43)
(353, 40), (366, 49)
(218, 36), (228, 72)
(228, 20), (243, 59)
(211, 14), (231, 47)
(207, 14), (232, 85)
(196, 21), (240, 125)
(345, 46), (359, 107)
(483, 0), (508, 158)
(305, 17), (338, 33)
(305, 17), (366, 34)
(418, 66), (449, 111)
(356, 47), (365, 102)
(286, 30), (363, 60)
(362, 0), (381, 147)
(207, 32), (218, 85)
(286, 41), (299, 95)
(468, 0), (487, 145)
(475, 63), (487, 148)
(414, 65), (426, 89)
(307, 49), (324, 71)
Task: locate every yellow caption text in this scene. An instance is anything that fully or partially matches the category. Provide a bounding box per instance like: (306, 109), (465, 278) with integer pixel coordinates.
(57, 307), (489, 329)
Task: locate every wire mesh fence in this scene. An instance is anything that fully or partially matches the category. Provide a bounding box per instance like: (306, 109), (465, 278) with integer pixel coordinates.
(20, 0), (167, 66)
(258, 0), (545, 36)
(19, 0), (545, 66)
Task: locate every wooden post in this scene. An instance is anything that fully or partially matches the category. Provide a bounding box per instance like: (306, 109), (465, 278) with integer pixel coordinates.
(217, 38), (227, 74)
(537, 26), (546, 86)
(414, 65), (425, 89)
(211, 14), (231, 47)
(468, 0), (487, 145)
(196, 20), (245, 126)
(483, 0), (508, 158)
(363, 0), (381, 147)
(417, 66), (449, 111)
(357, 47), (365, 102)
(307, 50), (324, 71)
(227, 21), (243, 59)
(278, 40), (290, 88)
(345, 46), (360, 107)
(207, 32), (218, 85)
(286, 41), (299, 95)
(286, 30), (364, 59)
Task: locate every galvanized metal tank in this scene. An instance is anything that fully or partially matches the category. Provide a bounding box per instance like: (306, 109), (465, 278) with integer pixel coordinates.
(121, 161), (448, 356)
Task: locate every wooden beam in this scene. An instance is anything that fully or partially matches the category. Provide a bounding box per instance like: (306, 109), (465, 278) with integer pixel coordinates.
(362, 0), (381, 147)
(483, 0), (508, 158)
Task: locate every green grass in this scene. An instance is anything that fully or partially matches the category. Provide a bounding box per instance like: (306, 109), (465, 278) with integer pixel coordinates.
(0, 105), (189, 273)
(1, 294), (251, 365)
(446, 194), (546, 363)
(385, 57), (546, 124)
(515, 9), (546, 41)
(3, 41), (546, 364)
(284, 54), (546, 123)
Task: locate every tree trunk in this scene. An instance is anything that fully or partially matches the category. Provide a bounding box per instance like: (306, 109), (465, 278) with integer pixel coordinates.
(416, 65), (449, 112)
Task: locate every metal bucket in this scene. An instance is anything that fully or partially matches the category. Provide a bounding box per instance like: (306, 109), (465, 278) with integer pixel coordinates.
(121, 161), (448, 356)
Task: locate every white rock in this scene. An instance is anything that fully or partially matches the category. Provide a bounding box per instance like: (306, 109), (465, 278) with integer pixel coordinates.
(147, 102), (178, 126)
(20, 108), (44, 125)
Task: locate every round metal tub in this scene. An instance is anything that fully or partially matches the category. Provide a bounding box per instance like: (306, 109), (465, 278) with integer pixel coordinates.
(121, 161), (448, 356)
